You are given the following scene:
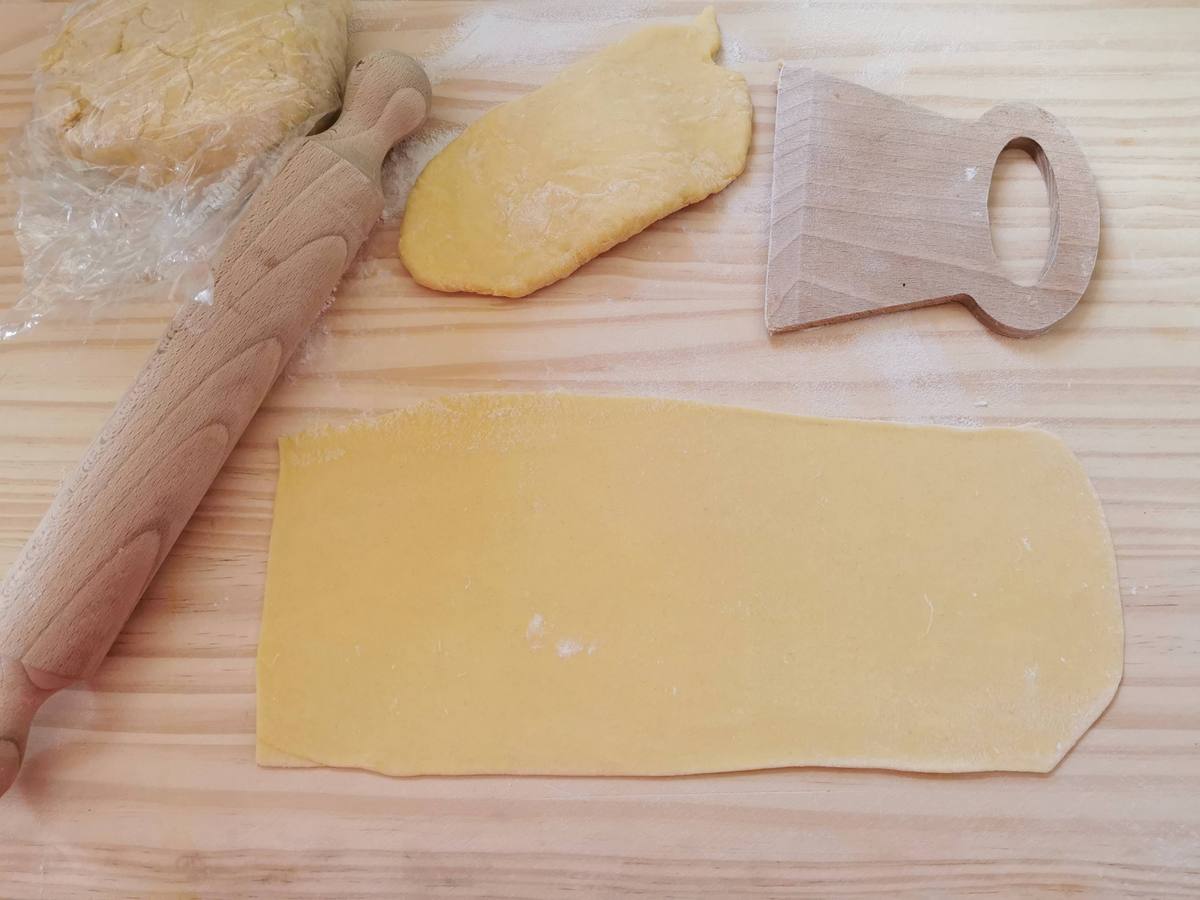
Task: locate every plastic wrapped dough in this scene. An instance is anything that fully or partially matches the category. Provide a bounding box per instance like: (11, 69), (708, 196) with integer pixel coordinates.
(4, 0), (350, 338)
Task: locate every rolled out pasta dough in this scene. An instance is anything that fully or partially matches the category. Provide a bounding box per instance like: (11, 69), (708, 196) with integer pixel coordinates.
(398, 8), (753, 297)
(256, 394), (1123, 776)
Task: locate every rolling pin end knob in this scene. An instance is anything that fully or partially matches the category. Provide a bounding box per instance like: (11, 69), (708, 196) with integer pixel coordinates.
(315, 51), (431, 179)
(0, 739), (20, 797)
(0, 655), (53, 798)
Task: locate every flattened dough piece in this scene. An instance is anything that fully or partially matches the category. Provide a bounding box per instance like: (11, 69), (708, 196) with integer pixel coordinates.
(398, 8), (752, 297)
(256, 394), (1123, 776)
(37, 0), (350, 182)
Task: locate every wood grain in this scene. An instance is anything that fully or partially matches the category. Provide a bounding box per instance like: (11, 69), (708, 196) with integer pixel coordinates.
(1, 1), (1198, 896)
(765, 66), (1100, 336)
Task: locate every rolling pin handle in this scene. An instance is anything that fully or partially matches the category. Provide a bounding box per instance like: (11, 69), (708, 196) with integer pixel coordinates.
(968, 102), (1101, 336)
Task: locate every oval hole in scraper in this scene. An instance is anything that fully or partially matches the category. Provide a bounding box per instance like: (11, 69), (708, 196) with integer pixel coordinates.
(987, 139), (1053, 287)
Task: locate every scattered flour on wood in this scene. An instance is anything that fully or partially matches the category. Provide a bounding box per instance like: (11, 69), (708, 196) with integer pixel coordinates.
(418, 6), (638, 84)
(793, 322), (1011, 425)
(855, 54), (912, 91)
(719, 32), (749, 65)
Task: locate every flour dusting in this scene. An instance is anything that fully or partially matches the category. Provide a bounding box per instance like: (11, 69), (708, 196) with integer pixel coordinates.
(418, 7), (629, 84)
(555, 637), (599, 658)
(719, 32), (748, 65)
(555, 638), (585, 658)
(525, 612), (546, 648)
(525, 612), (596, 658)
(855, 54), (911, 91)
(797, 321), (1009, 425)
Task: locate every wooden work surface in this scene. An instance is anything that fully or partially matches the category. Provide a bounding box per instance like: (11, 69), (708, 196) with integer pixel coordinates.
(1, 1), (1197, 896)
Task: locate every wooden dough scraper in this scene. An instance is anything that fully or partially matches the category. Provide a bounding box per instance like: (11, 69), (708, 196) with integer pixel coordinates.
(765, 66), (1101, 337)
(0, 52), (431, 796)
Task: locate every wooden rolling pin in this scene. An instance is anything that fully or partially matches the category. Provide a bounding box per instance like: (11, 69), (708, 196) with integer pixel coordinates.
(0, 51), (431, 796)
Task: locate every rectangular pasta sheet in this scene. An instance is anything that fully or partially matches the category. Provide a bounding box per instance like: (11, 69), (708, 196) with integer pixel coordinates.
(256, 394), (1122, 776)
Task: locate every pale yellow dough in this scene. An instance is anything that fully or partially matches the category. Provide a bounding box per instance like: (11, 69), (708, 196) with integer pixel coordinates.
(398, 8), (753, 298)
(256, 394), (1123, 776)
(37, 0), (350, 182)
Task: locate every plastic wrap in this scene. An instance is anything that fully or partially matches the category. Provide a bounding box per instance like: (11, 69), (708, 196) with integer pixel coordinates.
(3, 0), (351, 340)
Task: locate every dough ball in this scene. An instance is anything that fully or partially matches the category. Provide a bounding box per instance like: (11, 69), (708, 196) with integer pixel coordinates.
(36, 0), (351, 183)
(398, 7), (752, 298)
